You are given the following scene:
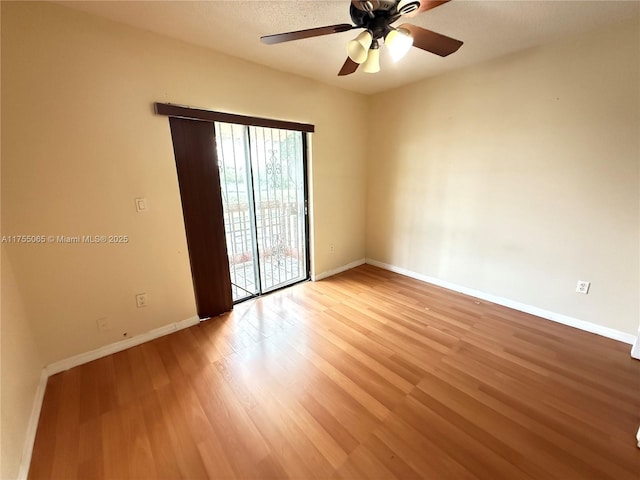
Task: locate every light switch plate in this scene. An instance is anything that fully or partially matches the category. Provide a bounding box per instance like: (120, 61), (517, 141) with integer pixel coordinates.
(135, 197), (148, 212)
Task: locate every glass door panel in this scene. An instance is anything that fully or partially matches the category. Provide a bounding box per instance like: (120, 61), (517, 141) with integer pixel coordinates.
(216, 123), (308, 301)
(215, 123), (260, 302)
(249, 127), (307, 292)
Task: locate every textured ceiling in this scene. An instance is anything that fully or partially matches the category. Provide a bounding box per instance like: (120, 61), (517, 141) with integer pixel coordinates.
(59, 0), (640, 94)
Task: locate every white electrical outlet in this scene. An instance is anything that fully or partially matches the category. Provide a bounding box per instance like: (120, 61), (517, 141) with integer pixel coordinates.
(576, 281), (590, 294)
(330, 243), (335, 254)
(136, 293), (148, 308)
(96, 317), (110, 332)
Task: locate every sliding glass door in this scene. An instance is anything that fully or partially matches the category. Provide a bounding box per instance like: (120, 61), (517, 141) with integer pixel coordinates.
(215, 123), (308, 302)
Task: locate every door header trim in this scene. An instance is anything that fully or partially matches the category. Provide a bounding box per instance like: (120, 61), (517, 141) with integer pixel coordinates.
(155, 103), (315, 133)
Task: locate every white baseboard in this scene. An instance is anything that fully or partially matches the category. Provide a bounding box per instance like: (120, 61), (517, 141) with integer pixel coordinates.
(17, 315), (201, 479)
(631, 331), (640, 360)
(17, 369), (48, 480)
(366, 259), (637, 346)
(17, 317), (200, 480)
(312, 258), (365, 281)
(46, 315), (200, 376)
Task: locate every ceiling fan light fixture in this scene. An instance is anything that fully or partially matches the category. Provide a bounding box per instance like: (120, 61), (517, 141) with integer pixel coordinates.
(347, 30), (373, 64)
(362, 44), (380, 73)
(385, 28), (413, 62)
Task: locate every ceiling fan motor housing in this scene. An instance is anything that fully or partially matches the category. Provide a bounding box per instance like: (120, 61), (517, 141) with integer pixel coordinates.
(397, 1), (421, 15)
(350, 0), (419, 39)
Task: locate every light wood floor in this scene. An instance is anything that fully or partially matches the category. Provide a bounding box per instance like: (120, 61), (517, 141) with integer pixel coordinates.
(29, 265), (640, 479)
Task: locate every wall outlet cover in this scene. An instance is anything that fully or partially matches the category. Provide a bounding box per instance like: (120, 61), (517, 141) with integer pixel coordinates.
(576, 280), (590, 294)
(136, 293), (148, 308)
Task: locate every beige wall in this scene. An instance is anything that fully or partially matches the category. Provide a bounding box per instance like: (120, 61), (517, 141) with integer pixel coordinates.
(1, 2), (638, 475)
(1, 249), (44, 480)
(367, 17), (640, 335)
(1, 1), (368, 365)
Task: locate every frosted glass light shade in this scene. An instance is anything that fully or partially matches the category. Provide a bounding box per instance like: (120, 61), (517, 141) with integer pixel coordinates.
(362, 48), (380, 73)
(386, 28), (413, 62)
(347, 30), (373, 64)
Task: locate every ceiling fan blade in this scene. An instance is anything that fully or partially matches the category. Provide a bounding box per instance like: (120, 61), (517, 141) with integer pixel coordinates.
(261, 24), (354, 45)
(416, 0), (451, 13)
(404, 0), (451, 18)
(338, 57), (359, 76)
(399, 23), (463, 57)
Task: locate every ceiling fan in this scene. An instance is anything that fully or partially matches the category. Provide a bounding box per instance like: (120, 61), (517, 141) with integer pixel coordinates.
(260, 0), (463, 76)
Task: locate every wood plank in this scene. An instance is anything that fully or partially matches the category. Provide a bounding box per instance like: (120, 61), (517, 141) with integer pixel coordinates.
(28, 265), (640, 479)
